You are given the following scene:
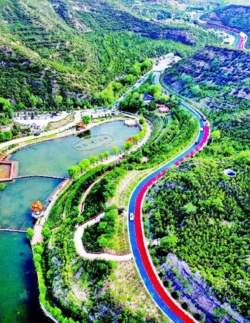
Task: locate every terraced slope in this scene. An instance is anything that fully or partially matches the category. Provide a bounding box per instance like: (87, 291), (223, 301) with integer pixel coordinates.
(0, 0), (219, 111)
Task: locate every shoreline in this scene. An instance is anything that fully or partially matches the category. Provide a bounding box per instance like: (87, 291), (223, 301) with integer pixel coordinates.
(30, 115), (152, 323)
(0, 116), (138, 161)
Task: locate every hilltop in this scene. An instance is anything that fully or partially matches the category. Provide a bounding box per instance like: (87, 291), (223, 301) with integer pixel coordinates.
(0, 0), (219, 114)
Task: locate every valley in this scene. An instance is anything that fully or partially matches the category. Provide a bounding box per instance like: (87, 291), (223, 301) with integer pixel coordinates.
(0, 1), (250, 323)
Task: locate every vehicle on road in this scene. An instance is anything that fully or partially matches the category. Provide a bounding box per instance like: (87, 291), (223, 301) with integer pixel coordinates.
(129, 213), (134, 221)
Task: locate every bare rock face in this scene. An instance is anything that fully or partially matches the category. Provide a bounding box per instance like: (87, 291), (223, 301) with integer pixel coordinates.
(161, 29), (195, 46)
(161, 253), (249, 323)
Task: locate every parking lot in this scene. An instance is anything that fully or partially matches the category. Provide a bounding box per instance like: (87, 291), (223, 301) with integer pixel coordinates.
(13, 111), (68, 132)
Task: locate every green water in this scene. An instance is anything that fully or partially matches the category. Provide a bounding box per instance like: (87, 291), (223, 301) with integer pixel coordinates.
(0, 233), (51, 323)
(11, 121), (139, 177)
(0, 121), (139, 322)
(0, 178), (62, 229)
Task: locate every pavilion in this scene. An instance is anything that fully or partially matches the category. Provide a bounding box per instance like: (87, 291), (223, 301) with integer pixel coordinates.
(126, 137), (136, 144)
(30, 200), (44, 219)
(75, 122), (86, 130)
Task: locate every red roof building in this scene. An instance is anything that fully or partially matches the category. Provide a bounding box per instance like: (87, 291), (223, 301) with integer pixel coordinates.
(76, 122), (86, 128)
(156, 103), (170, 113)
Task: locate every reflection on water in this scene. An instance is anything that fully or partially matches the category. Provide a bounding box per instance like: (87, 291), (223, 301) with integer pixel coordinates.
(0, 121), (139, 322)
(0, 233), (51, 323)
(10, 121), (139, 177)
(77, 130), (91, 138)
(0, 178), (62, 230)
(73, 134), (114, 151)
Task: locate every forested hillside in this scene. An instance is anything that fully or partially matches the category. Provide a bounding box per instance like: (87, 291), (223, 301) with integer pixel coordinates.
(145, 36), (250, 322)
(163, 45), (250, 151)
(145, 156), (250, 321)
(0, 0), (219, 115)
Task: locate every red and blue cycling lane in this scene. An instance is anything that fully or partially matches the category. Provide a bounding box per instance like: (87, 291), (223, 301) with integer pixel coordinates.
(128, 102), (210, 323)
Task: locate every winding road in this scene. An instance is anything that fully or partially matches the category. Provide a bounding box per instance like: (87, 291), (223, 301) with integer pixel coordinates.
(128, 100), (209, 322)
(127, 22), (246, 322)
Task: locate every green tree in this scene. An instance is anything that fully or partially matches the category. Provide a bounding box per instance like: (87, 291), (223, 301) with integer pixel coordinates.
(89, 155), (98, 165)
(112, 146), (119, 155)
(122, 141), (133, 150)
(66, 98), (73, 108)
(16, 102), (25, 110)
(79, 159), (90, 171)
(0, 183), (6, 191)
(158, 233), (178, 254)
(26, 227), (34, 240)
(129, 62), (141, 76)
(97, 235), (108, 248)
(182, 202), (197, 214)
(68, 165), (81, 178)
(122, 74), (137, 85)
(0, 132), (6, 141)
(132, 134), (139, 143)
(139, 117), (145, 125)
(112, 82), (122, 91)
(81, 115), (91, 125)
(191, 84), (201, 96)
(211, 130), (221, 142)
(99, 152), (105, 161)
(29, 95), (37, 109)
(140, 58), (152, 72)
(149, 85), (161, 98)
(103, 151), (110, 159)
(4, 131), (13, 140)
(54, 95), (63, 108)
(41, 226), (51, 240)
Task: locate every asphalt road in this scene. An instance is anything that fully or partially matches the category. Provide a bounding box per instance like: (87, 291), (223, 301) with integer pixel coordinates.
(128, 102), (210, 322)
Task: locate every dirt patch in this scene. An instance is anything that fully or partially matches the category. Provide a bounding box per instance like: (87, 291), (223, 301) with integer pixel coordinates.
(104, 260), (169, 322)
(45, 114), (74, 131)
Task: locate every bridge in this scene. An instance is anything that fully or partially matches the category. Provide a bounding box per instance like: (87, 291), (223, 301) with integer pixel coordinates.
(14, 175), (67, 180)
(0, 228), (26, 233)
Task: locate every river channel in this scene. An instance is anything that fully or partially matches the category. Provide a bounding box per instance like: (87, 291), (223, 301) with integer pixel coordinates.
(0, 120), (139, 323)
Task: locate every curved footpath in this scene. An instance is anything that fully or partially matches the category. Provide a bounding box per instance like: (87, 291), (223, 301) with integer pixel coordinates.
(74, 213), (133, 261)
(128, 102), (210, 323)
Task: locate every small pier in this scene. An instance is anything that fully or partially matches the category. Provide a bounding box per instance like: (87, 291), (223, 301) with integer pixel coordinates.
(0, 228), (26, 233)
(14, 175), (67, 180)
(0, 160), (18, 182)
(123, 119), (138, 127)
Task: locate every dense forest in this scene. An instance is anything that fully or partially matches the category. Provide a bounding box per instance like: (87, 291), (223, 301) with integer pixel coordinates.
(162, 45), (250, 150)
(144, 156), (250, 321)
(2, 0), (249, 322)
(143, 34), (250, 322)
(0, 0), (220, 118)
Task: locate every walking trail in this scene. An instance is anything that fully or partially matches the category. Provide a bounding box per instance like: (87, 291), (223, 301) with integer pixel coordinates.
(74, 213), (133, 261)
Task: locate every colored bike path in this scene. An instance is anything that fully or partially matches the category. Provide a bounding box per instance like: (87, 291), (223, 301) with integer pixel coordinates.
(127, 24), (246, 322)
(128, 101), (210, 322)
